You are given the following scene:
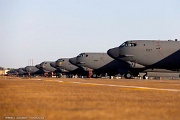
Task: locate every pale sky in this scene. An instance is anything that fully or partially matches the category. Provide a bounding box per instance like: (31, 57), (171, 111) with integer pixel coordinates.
(1, 0), (180, 68)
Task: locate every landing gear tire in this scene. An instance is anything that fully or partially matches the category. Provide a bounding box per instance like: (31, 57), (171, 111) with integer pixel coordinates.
(143, 74), (148, 79)
(92, 74), (97, 78)
(124, 72), (132, 79)
(143, 73), (148, 79)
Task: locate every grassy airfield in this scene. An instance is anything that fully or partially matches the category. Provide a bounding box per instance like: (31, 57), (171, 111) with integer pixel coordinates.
(0, 76), (180, 120)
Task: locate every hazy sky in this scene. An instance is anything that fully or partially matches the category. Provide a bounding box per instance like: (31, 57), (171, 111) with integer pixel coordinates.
(1, 0), (180, 68)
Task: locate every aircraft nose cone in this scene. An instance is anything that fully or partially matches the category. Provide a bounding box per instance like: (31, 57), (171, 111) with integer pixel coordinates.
(50, 62), (56, 68)
(35, 64), (41, 69)
(107, 47), (120, 59)
(18, 68), (26, 74)
(24, 67), (29, 72)
(40, 63), (45, 68)
(22, 68), (26, 71)
(69, 57), (77, 65)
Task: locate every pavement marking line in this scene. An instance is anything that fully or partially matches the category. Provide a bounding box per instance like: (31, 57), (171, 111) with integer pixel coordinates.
(24, 79), (42, 81)
(34, 79), (42, 80)
(44, 80), (55, 82)
(58, 80), (180, 92)
(58, 80), (63, 83)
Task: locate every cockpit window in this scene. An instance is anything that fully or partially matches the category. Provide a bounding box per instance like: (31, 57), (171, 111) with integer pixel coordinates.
(120, 42), (137, 47)
(77, 53), (86, 57)
(57, 59), (64, 62)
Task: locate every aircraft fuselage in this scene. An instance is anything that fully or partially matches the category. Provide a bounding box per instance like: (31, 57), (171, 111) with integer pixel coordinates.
(108, 40), (180, 70)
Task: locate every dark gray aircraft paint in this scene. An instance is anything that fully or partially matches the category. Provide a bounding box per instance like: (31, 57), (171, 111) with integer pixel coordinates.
(7, 69), (19, 75)
(8, 68), (23, 76)
(53, 58), (88, 76)
(17, 68), (27, 76)
(50, 62), (57, 69)
(74, 52), (133, 77)
(50, 60), (67, 72)
(54, 58), (76, 72)
(37, 61), (57, 72)
(69, 57), (89, 71)
(24, 66), (43, 75)
(108, 40), (180, 72)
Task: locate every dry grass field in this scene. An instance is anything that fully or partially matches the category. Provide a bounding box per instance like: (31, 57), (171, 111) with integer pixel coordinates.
(0, 76), (180, 120)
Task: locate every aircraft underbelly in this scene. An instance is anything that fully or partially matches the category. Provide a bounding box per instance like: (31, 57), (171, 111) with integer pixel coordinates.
(155, 50), (180, 69)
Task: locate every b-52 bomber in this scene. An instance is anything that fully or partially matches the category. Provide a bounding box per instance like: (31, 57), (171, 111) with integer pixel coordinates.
(52, 58), (88, 77)
(24, 66), (43, 76)
(36, 61), (57, 77)
(108, 40), (180, 78)
(17, 68), (27, 76)
(72, 52), (137, 78)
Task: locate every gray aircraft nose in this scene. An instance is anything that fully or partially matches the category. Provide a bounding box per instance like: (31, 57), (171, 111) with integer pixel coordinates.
(24, 67), (29, 72)
(40, 63), (45, 68)
(107, 47), (120, 59)
(56, 61), (63, 67)
(69, 57), (77, 65)
(18, 68), (26, 74)
(35, 64), (41, 69)
(22, 68), (26, 71)
(50, 62), (56, 68)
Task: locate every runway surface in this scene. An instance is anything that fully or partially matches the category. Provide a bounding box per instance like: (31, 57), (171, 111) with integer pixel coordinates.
(0, 77), (180, 120)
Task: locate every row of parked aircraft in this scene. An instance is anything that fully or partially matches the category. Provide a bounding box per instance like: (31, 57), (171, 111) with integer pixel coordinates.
(8, 40), (180, 79)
